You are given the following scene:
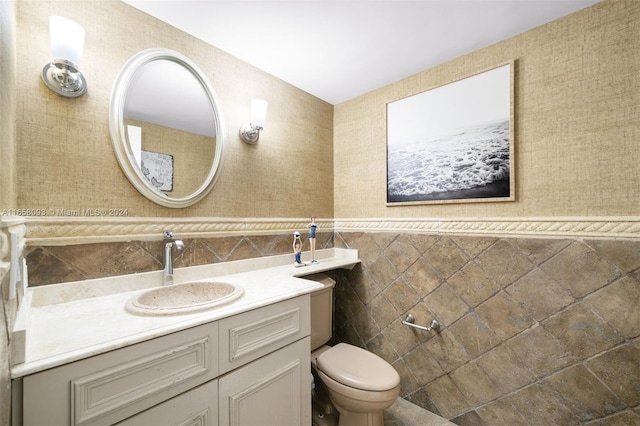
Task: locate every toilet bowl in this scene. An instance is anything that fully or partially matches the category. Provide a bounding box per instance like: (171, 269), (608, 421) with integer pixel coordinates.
(306, 274), (401, 426)
(316, 343), (400, 426)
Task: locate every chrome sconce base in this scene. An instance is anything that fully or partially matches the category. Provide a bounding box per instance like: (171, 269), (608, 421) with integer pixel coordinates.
(42, 59), (86, 98)
(239, 122), (263, 144)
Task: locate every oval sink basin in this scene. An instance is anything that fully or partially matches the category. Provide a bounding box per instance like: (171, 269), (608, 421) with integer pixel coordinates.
(125, 281), (244, 316)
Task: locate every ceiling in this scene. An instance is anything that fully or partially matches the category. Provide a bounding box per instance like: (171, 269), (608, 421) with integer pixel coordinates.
(122, 0), (601, 105)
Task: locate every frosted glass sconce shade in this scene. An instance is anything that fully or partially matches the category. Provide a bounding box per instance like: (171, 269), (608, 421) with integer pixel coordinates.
(41, 16), (87, 98)
(50, 16), (84, 65)
(240, 99), (268, 144)
(250, 99), (268, 128)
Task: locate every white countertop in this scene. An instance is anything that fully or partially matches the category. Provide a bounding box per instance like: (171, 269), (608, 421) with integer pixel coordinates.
(11, 248), (359, 378)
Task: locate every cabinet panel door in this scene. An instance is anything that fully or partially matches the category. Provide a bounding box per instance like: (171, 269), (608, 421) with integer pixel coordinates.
(117, 379), (218, 426)
(219, 337), (311, 426)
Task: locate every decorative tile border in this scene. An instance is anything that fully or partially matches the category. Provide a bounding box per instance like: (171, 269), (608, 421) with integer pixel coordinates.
(19, 217), (333, 245)
(3, 216), (640, 247)
(334, 217), (640, 240)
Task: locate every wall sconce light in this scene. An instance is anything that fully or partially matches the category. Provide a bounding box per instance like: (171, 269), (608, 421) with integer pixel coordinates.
(41, 16), (87, 98)
(239, 99), (268, 144)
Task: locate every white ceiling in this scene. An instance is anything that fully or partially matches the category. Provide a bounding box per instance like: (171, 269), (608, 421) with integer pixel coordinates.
(122, 0), (601, 105)
(125, 59), (217, 136)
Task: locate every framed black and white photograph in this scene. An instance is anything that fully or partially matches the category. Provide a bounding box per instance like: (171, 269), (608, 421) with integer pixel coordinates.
(140, 150), (174, 192)
(387, 61), (514, 205)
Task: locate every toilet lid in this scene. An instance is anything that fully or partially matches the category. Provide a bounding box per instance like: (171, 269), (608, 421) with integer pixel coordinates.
(316, 343), (400, 391)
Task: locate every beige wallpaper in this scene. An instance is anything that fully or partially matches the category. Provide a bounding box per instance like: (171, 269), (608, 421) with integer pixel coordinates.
(334, 0), (640, 218)
(16, 0), (334, 219)
(15, 0), (639, 224)
(1, 0), (16, 210)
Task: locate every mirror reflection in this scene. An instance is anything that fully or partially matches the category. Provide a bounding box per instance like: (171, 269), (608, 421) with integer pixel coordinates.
(123, 60), (216, 198)
(110, 48), (224, 208)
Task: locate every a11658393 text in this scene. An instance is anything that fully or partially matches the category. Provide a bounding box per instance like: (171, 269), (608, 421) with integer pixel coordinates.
(1, 208), (129, 217)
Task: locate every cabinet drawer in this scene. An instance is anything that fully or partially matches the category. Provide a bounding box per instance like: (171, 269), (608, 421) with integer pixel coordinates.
(23, 322), (219, 426)
(116, 379), (218, 426)
(218, 295), (310, 374)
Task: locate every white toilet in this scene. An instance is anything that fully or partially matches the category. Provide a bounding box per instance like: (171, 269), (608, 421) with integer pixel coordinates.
(306, 273), (400, 426)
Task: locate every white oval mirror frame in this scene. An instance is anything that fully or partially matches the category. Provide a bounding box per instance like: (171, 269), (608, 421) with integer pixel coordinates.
(109, 48), (225, 208)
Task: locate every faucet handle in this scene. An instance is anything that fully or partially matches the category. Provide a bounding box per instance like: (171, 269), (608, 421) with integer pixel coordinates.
(164, 230), (174, 240)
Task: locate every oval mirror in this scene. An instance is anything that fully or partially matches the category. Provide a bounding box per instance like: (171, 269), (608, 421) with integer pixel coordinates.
(109, 48), (224, 208)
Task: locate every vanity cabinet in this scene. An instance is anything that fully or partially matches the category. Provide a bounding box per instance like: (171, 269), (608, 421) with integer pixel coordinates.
(17, 295), (311, 426)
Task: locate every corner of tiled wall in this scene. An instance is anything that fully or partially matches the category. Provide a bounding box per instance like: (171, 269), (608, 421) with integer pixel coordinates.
(333, 231), (640, 425)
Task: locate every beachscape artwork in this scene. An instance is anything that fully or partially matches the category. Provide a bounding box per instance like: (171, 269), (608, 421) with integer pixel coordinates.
(387, 62), (514, 205)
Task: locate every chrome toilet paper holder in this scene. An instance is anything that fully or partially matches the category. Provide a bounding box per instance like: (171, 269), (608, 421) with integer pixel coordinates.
(402, 314), (440, 333)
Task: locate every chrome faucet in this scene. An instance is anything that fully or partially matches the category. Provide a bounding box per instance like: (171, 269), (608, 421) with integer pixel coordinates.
(163, 230), (184, 286)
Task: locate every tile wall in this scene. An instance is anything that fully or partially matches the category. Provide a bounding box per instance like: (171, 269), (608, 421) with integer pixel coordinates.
(24, 230), (640, 425)
(26, 232), (334, 286)
(332, 232), (640, 425)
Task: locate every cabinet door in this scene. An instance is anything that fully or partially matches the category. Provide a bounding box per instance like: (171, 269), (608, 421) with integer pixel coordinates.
(23, 322), (218, 425)
(218, 337), (311, 426)
(117, 379), (218, 426)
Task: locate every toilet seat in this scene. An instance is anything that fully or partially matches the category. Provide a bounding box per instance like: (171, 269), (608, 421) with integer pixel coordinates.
(316, 369), (400, 415)
(316, 343), (400, 391)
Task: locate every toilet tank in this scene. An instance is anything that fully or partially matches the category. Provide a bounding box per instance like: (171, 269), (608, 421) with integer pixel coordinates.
(304, 273), (336, 351)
